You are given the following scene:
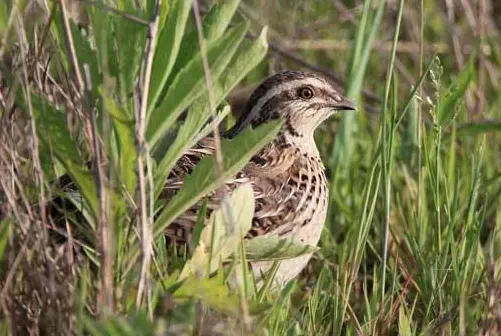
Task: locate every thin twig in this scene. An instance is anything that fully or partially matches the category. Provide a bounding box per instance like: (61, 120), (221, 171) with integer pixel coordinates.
(0, 0), (20, 59)
(59, 0), (84, 94)
(280, 39), (455, 54)
(329, 0), (357, 23)
(135, 0), (160, 313)
(475, 0), (487, 116)
(417, 0), (424, 235)
(0, 175), (25, 227)
(0, 228), (33, 301)
(16, 7), (50, 249)
(380, 0), (405, 312)
(35, 1), (59, 66)
(192, 0), (224, 174)
(0, 139), (36, 228)
(84, 63), (112, 313)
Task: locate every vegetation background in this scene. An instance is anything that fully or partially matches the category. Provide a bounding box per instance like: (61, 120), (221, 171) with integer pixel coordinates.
(1, 0), (501, 335)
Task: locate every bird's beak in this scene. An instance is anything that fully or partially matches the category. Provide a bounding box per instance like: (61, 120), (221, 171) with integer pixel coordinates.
(333, 97), (356, 111)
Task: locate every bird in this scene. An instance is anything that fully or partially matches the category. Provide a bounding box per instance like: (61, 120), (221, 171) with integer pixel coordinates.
(163, 70), (356, 285)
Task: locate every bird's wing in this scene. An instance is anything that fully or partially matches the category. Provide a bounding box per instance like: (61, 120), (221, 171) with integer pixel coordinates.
(162, 137), (302, 248)
(162, 136), (249, 247)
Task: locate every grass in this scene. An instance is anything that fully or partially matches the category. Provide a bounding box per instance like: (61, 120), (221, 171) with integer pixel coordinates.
(1, 0), (501, 335)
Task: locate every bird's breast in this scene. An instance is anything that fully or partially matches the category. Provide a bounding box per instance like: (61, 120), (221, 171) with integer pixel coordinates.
(249, 153), (328, 244)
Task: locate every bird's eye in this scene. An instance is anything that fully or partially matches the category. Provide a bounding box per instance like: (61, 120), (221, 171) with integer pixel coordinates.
(298, 87), (314, 99)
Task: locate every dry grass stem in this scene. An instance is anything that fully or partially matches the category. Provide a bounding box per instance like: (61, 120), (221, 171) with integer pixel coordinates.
(135, 0), (160, 313)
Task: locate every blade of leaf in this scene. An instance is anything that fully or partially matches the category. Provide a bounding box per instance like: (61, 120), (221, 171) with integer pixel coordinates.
(152, 27), (268, 197)
(180, 183), (254, 279)
(438, 52), (476, 125)
(244, 236), (319, 262)
(173, 277), (240, 316)
(99, 87), (137, 195)
(146, 22), (249, 147)
(456, 119), (501, 136)
(331, 0), (385, 166)
(165, 0), (241, 91)
(148, 0), (193, 112)
(113, 11), (147, 99)
(87, 3), (115, 88)
(152, 105), (230, 198)
(69, 20), (101, 96)
(23, 94), (99, 217)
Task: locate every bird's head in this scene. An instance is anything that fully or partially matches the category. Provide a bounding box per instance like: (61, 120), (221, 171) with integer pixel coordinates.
(228, 71), (356, 147)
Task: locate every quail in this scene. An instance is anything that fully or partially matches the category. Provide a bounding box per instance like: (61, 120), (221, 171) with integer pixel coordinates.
(164, 71), (356, 284)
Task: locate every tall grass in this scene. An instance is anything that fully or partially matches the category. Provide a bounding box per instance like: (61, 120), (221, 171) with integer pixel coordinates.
(1, 0), (501, 335)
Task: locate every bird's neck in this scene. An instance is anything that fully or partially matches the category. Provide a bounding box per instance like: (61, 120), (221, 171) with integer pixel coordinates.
(281, 131), (320, 158)
(247, 131), (323, 179)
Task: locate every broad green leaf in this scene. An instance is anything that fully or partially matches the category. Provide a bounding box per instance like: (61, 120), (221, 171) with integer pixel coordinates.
(153, 119), (282, 239)
(99, 88), (136, 258)
(100, 88), (137, 195)
(83, 314), (140, 336)
(438, 53), (476, 126)
(166, 0), (241, 90)
(113, 11), (147, 98)
(152, 105), (230, 198)
(26, 94), (99, 218)
(69, 20), (101, 96)
(82, 315), (107, 336)
(180, 183), (254, 279)
(87, 4), (109, 69)
(103, 318), (136, 336)
(50, 9), (70, 72)
(244, 236), (319, 262)
(190, 27), (268, 145)
(456, 119), (501, 136)
(199, 0), (241, 40)
(148, 0), (193, 111)
(146, 22), (249, 147)
(399, 307), (413, 336)
(152, 27), (268, 197)
(174, 277), (240, 316)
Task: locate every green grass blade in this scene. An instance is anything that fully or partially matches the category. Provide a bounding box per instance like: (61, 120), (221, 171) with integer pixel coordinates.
(331, 0), (385, 166)
(438, 52), (476, 126)
(456, 119), (501, 136)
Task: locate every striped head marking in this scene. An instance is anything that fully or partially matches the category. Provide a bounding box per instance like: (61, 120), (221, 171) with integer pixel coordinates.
(227, 71), (355, 139)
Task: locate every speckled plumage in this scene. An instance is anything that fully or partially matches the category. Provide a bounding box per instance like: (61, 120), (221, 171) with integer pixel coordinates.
(164, 71), (355, 284)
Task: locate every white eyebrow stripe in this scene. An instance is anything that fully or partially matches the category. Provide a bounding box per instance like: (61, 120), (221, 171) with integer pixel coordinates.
(246, 78), (334, 123)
